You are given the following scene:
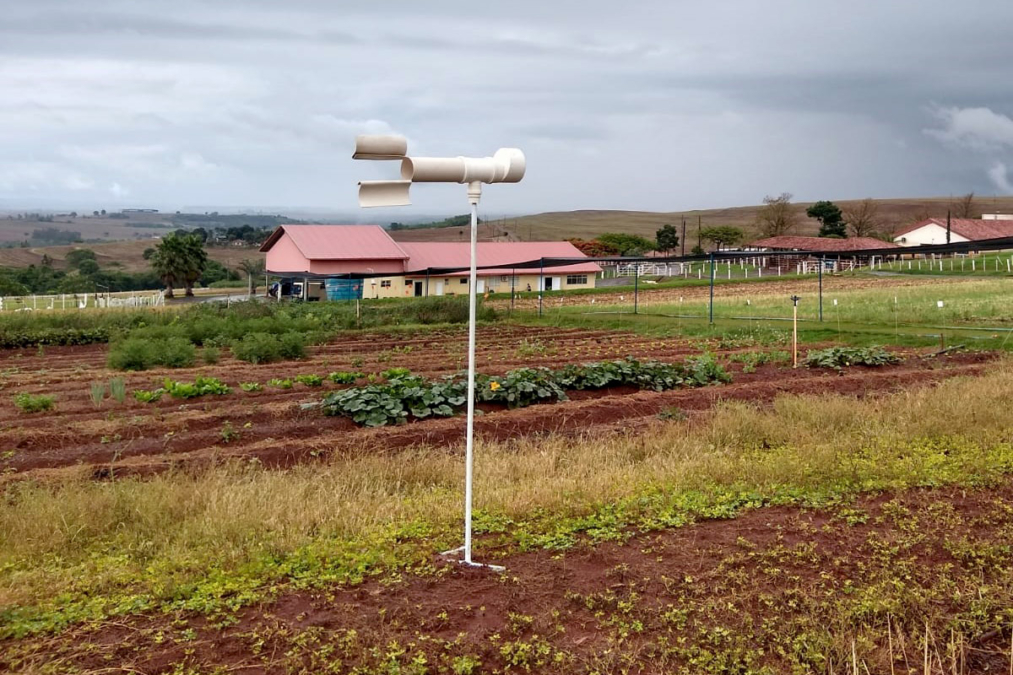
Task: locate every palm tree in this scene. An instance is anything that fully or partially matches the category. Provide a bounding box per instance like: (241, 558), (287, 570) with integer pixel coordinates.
(150, 234), (208, 298)
(237, 258), (266, 296)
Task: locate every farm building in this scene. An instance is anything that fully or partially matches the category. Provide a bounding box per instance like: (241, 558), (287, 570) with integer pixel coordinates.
(259, 224), (601, 300)
(892, 218), (1013, 247)
(747, 235), (900, 273)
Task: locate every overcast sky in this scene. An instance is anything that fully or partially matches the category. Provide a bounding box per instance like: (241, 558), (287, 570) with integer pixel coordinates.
(2, 0), (1013, 216)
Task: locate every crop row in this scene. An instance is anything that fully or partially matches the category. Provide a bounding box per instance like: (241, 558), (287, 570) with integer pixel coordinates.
(320, 356), (732, 427)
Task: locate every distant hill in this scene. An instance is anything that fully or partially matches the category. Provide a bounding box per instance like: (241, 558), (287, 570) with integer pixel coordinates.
(471, 197), (1013, 244)
(0, 239), (263, 274)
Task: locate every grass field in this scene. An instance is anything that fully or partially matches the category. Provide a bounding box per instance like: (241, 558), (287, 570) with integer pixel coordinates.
(3, 276), (1013, 673)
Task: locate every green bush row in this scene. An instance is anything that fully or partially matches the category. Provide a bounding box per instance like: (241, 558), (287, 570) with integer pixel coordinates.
(107, 331), (307, 370)
(322, 356), (731, 427)
(0, 296), (490, 351)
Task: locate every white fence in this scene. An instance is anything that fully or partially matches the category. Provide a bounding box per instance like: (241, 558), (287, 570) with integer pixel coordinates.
(0, 290), (165, 312)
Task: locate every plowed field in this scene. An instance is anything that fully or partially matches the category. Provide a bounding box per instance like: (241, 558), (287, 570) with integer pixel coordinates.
(0, 325), (995, 482)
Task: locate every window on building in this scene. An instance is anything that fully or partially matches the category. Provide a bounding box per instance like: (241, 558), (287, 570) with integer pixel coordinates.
(380, 279), (392, 288)
(460, 278), (468, 284)
(566, 275), (588, 285)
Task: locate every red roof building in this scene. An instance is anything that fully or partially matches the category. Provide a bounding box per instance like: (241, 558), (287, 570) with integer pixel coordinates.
(892, 218), (1013, 246)
(260, 225), (601, 286)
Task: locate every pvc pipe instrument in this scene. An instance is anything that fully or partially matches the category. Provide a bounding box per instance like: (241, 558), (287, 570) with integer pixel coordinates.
(353, 135), (526, 572)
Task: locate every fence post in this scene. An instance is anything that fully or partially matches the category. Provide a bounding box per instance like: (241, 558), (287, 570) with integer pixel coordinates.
(538, 258), (544, 318)
(709, 253), (715, 324)
(818, 256), (824, 322)
(634, 265), (639, 315)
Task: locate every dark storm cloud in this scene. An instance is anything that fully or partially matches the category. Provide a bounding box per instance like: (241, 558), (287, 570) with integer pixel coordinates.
(2, 0), (1013, 213)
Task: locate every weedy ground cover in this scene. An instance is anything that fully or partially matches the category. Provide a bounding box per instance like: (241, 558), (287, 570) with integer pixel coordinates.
(3, 364), (1013, 648)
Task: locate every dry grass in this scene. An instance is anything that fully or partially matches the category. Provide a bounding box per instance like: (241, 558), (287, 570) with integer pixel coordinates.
(2, 362), (1013, 616)
(0, 239), (263, 273)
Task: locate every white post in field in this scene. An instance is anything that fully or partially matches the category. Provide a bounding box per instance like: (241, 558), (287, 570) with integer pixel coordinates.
(353, 135), (524, 571)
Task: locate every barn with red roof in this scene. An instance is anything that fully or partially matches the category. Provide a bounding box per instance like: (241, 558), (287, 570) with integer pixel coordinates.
(259, 224), (601, 299)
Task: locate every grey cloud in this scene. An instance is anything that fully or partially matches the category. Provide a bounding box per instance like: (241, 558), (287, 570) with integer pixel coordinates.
(3, 0), (1013, 210)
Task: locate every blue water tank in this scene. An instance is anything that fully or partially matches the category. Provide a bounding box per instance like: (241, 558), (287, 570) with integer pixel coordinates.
(324, 278), (363, 301)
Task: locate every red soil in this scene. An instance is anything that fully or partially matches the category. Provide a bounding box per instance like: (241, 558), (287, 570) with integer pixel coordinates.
(0, 326), (996, 482)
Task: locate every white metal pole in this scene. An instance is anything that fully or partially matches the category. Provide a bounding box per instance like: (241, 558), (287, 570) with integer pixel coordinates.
(464, 181), (481, 566)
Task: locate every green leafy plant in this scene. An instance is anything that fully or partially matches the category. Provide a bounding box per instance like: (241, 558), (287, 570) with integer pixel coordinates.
(803, 346), (901, 371)
(108, 377), (127, 403)
(133, 389), (163, 403)
(554, 356), (730, 392)
(328, 371), (362, 385)
(322, 373), (466, 427)
(162, 376), (231, 399)
(89, 382), (105, 407)
(294, 374), (323, 387)
(478, 367), (568, 409)
(380, 367), (412, 379)
(239, 382), (262, 392)
(268, 378), (293, 389)
(13, 392), (54, 413)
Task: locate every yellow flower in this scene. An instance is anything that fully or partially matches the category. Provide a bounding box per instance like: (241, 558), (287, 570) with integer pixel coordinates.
(490, 381), (501, 391)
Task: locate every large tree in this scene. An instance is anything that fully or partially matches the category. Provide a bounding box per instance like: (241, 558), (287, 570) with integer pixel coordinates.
(655, 224), (679, 254)
(700, 226), (744, 250)
(756, 193), (800, 237)
(150, 233), (207, 298)
(843, 198), (880, 238)
(806, 200), (846, 238)
(597, 232), (656, 256)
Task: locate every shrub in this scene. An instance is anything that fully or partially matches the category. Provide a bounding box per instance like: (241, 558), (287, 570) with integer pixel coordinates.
(107, 337), (195, 371)
(328, 371), (362, 385)
(162, 376), (231, 399)
(13, 393), (54, 413)
(158, 338), (197, 368)
(804, 346), (901, 370)
(277, 332), (306, 360)
(107, 338), (157, 371)
(231, 333), (279, 364)
(294, 374), (323, 387)
(202, 346), (221, 365)
(240, 382), (262, 392)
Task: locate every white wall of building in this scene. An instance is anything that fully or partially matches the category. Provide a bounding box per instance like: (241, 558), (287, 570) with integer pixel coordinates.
(894, 223), (970, 247)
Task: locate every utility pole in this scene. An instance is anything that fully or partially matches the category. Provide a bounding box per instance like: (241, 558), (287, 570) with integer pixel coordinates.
(946, 210), (951, 245)
(697, 215), (702, 252)
(681, 216), (686, 256)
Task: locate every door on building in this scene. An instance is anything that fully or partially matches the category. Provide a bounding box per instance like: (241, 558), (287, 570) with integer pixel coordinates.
(477, 279), (485, 293)
(544, 277), (553, 291)
(435, 281), (444, 296)
(414, 281), (424, 297)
